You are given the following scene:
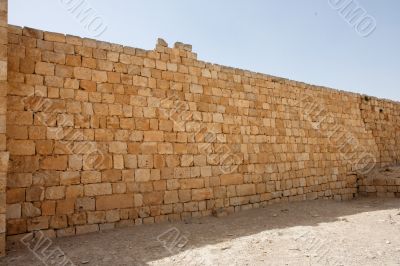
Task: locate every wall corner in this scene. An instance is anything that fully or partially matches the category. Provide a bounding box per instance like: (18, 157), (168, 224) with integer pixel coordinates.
(0, 0), (8, 257)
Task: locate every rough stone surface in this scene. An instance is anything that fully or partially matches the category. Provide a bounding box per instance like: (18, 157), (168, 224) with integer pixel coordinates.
(0, 0), (7, 257)
(358, 166), (400, 197)
(2, 198), (400, 265)
(0, 5), (399, 257)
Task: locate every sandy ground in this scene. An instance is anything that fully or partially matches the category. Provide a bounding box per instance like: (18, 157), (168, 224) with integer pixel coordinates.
(2, 197), (400, 266)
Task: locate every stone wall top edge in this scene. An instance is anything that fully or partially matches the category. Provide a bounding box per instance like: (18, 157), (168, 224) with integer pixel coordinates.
(8, 24), (400, 106)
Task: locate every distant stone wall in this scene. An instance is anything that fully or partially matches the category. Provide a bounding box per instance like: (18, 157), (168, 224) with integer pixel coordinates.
(2, 22), (400, 248)
(359, 96), (400, 166)
(0, 0), (7, 256)
(358, 166), (400, 197)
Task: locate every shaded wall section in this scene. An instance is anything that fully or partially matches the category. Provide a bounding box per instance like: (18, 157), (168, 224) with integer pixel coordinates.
(0, 0), (7, 257)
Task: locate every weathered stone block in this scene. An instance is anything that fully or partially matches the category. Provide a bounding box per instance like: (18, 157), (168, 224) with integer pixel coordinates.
(221, 173), (243, 186)
(40, 156), (68, 171)
(81, 171), (101, 184)
(35, 62), (54, 75)
(192, 188), (213, 201)
(45, 186), (65, 200)
(84, 183), (112, 197)
(144, 131), (164, 142)
(236, 184), (256, 197)
(44, 31), (65, 43)
(164, 190), (179, 204)
(76, 197), (95, 212)
(96, 194), (134, 210)
(135, 169), (150, 182)
(143, 192), (164, 205)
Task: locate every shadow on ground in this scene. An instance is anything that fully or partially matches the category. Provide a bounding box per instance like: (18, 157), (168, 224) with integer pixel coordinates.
(2, 197), (400, 265)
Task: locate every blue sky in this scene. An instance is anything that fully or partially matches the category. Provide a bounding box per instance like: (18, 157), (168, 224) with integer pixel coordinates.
(9, 0), (400, 101)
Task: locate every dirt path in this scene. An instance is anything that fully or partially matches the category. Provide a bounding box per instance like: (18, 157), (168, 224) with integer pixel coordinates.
(2, 197), (400, 265)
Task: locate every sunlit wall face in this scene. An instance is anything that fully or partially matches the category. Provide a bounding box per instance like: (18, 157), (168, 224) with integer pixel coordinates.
(9, 0), (400, 102)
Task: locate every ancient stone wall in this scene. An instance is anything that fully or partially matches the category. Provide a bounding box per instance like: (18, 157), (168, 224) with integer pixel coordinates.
(360, 96), (400, 166)
(2, 22), (400, 247)
(0, 0), (7, 256)
(358, 166), (400, 197)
